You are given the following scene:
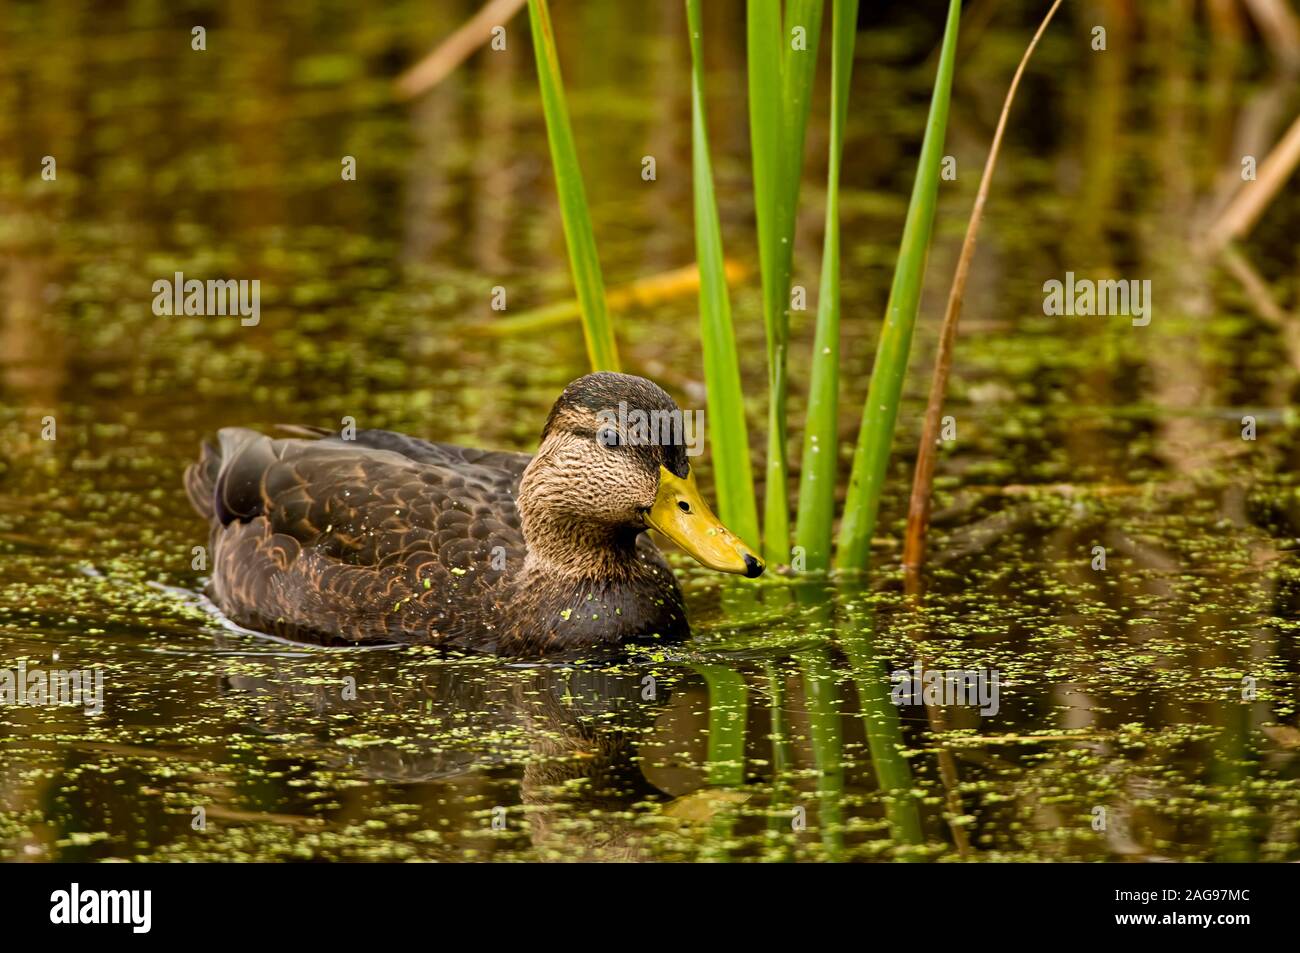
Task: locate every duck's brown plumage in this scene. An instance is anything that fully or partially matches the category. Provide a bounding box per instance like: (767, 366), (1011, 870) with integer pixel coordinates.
(184, 374), (699, 655)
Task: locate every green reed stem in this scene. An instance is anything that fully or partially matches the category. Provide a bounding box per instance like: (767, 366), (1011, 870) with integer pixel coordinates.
(527, 0), (620, 371)
(749, 0), (823, 566)
(835, 0), (960, 572)
(686, 0), (761, 548)
(794, 0), (858, 573)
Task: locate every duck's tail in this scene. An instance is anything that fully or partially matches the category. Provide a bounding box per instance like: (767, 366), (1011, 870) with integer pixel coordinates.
(184, 440), (223, 522)
(184, 428), (270, 524)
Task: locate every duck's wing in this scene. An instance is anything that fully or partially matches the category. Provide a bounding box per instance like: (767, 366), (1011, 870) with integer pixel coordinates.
(275, 425), (533, 482)
(189, 427), (531, 645)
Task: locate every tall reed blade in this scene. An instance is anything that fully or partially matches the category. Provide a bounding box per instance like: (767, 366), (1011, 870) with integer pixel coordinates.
(748, 0), (788, 563)
(749, 0), (823, 566)
(794, 0), (859, 573)
(686, 0), (760, 547)
(835, 0), (961, 572)
(526, 0), (620, 371)
(781, 0), (825, 218)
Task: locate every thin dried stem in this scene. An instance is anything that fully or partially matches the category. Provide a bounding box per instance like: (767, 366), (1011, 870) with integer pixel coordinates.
(1220, 243), (1300, 370)
(901, 0), (1064, 577)
(395, 0), (527, 100)
(1241, 0), (1300, 70)
(1221, 244), (1293, 329)
(1204, 111), (1300, 253)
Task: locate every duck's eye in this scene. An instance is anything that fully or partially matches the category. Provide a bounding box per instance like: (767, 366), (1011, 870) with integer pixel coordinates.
(596, 427), (622, 448)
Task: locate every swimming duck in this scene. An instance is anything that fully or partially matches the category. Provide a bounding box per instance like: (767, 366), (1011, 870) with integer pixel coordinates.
(184, 372), (763, 654)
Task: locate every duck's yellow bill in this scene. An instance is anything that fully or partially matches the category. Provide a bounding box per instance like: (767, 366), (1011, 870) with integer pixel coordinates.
(646, 467), (764, 578)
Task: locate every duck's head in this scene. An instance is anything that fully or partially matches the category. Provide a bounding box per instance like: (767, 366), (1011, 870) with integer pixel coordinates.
(518, 372), (764, 579)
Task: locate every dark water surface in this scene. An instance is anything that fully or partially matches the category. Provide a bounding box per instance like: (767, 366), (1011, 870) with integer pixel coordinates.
(3, 1), (1300, 861)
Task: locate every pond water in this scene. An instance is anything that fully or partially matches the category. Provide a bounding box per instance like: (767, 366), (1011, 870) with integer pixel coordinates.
(2, 0), (1299, 861)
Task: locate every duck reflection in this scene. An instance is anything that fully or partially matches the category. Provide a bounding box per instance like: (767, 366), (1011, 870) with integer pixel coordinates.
(214, 642), (682, 858)
(207, 596), (939, 862)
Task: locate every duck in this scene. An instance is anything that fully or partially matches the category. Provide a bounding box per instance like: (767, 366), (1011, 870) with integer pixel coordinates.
(184, 372), (763, 655)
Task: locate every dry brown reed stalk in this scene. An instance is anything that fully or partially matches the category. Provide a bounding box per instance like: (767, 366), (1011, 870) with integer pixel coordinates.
(1204, 111), (1300, 253)
(1241, 0), (1300, 71)
(901, 0), (1064, 578)
(395, 0), (528, 100)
